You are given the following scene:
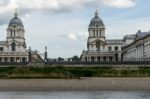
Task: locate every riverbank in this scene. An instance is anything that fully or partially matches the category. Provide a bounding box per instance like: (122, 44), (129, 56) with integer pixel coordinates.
(0, 67), (150, 78)
(0, 77), (150, 91)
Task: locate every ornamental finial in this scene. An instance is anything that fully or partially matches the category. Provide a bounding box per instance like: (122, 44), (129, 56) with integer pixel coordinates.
(95, 8), (99, 17)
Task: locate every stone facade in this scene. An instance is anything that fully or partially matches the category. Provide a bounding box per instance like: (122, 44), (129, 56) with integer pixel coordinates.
(0, 11), (28, 62)
(122, 30), (150, 61)
(81, 10), (124, 62)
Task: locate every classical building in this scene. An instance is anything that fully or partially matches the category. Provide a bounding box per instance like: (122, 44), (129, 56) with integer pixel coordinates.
(0, 11), (29, 62)
(122, 30), (150, 61)
(81, 10), (124, 62)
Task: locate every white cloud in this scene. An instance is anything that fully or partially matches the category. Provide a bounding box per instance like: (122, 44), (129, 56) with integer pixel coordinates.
(68, 33), (77, 40)
(0, 0), (98, 26)
(102, 0), (136, 8)
(0, 0), (97, 14)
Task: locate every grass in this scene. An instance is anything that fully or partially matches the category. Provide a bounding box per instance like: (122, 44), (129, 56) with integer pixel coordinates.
(0, 66), (150, 78)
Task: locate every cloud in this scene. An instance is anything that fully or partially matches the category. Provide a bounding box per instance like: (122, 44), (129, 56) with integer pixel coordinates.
(58, 32), (88, 41)
(102, 0), (136, 8)
(68, 33), (77, 41)
(0, 0), (97, 13)
(0, 0), (98, 26)
(58, 33), (78, 41)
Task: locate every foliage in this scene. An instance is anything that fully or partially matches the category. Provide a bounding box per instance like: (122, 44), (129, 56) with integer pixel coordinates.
(0, 66), (149, 78)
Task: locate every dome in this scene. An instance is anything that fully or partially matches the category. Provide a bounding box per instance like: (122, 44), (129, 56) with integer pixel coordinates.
(89, 10), (104, 27)
(8, 10), (23, 27)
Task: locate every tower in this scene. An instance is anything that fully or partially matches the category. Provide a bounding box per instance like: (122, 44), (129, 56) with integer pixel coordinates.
(7, 9), (26, 52)
(87, 9), (105, 52)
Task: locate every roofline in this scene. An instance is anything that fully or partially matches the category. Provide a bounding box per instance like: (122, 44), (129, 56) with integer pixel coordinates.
(122, 34), (150, 49)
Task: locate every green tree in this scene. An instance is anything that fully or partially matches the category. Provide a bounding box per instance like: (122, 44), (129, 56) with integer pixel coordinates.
(72, 55), (80, 62)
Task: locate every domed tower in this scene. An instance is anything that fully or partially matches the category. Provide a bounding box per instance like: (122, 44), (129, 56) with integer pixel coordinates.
(87, 9), (106, 52)
(7, 9), (26, 52)
(88, 9), (105, 38)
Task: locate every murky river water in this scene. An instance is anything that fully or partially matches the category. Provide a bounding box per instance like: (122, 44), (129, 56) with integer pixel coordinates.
(0, 91), (150, 99)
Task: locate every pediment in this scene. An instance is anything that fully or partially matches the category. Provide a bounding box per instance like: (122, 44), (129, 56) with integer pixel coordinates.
(89, 39), (106, 45)
(7, 40), (21, 45)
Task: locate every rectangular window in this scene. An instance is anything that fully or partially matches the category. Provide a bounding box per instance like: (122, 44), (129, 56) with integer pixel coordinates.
(14, 31), (15, 37)
(0, 47), (3, 51)
(0, 57), (2, 62)
(4, 57), (8, 62)
(96, 42), (100, 51)
(97, 30), (98, 36)
(11, 30), (12, 37)
(115, 46), (118, 51)
(93, 30), (95, 37)
(100, 30), (101, 36)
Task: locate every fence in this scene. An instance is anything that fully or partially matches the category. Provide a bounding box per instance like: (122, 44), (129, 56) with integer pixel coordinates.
(0, 61), (150, 66)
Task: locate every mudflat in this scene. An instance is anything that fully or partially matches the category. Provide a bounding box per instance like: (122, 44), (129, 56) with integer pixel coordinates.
(0, 77), (150, 91)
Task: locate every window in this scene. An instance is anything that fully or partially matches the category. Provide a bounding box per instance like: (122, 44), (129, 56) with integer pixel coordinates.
(97, 57), (100, 62)
(100, 30), (101, 36)
(96, 42), (100, 51)
(4, 57), (8, 62)
(97, 30), (98, 36)
(103, 57), (106, 61)
(14, 30), (15, 37)
(93, 30), (95, 37)
(13, 25), (16, 28)
(108, 46), (112, 51)
(0, 47), (3, 51)
(91, 57), (94, 62)
(22, 57), (26, 62)
(115, 46), (118, 51)
(11, 30), (12, 37)
(11, 42), (16, 51)
(85, 57), (87, 62)
(10, 57), (14, 62)
(0, 57), (2, 62)
(109, 57), (113, 61)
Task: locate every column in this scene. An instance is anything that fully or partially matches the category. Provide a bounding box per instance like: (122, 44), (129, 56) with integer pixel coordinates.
(95, 56), (97, 62)
(88, 56), (91, 62)
(100, 56), (102, 61)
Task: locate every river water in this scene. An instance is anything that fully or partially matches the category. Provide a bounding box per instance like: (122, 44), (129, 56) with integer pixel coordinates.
(0, 91), (150, 99)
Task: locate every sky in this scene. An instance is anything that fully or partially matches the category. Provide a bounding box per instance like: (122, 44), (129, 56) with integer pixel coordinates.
(0, 0), (150, 58)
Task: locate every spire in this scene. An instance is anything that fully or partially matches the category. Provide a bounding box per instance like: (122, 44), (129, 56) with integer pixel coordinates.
(14, 8), (18, 17)
(95, 8), (99, 17)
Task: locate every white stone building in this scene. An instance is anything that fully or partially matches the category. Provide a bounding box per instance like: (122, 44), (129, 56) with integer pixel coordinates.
(122, 30), (150, 61)
(0, 11), (29, 62)
(81, 10), (124, 62)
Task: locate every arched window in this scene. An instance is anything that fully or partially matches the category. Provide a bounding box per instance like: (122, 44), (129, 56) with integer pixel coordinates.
(11, 42), (16, 51)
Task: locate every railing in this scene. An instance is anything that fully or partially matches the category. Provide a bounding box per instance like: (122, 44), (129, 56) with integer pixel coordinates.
(0, 62), (29, 65)
(0, 52), (28, 55)
(46, 61), (150, 65)
(82, 51), (116, 55)
(0, 61), (150, 66)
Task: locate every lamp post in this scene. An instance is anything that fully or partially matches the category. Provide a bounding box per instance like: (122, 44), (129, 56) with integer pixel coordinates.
(44, 46), (48, 65)
(29, 46), (32, 63)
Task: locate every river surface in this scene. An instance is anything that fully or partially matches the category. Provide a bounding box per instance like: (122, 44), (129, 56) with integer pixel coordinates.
(0, 91), (150, 99)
